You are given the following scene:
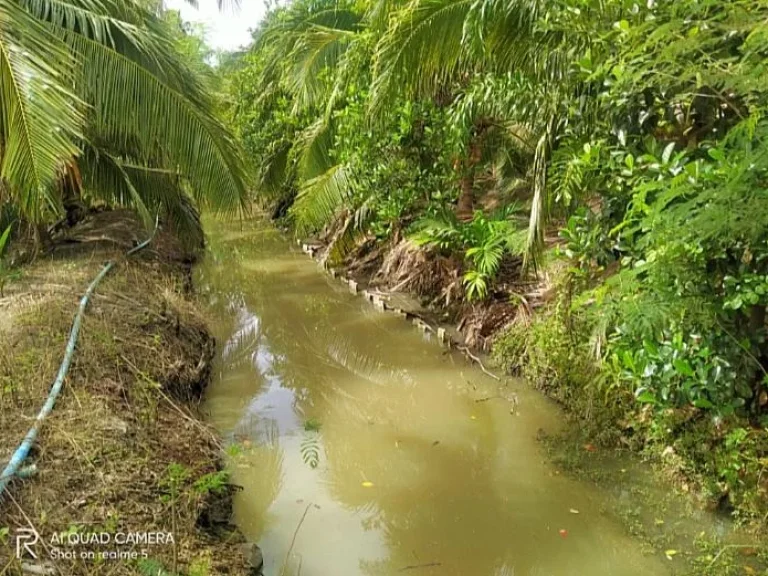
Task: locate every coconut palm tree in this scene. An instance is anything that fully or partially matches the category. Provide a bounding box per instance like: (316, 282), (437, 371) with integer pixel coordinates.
(245, 0), (567, 256)
(0, 0), (249, 246)
(238, 0), (370, 235)
(370, 0), (608, 260)
(240, 0), (609, 263)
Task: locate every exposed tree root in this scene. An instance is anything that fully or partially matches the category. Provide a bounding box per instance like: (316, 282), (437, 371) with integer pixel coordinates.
(456, 345), (501, 381)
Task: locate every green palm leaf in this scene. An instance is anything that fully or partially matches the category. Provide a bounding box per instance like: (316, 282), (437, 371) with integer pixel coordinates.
(291, 163), (353, 235)
(288, 24), (357, 111)
(296, 115), (335, 180)
(68, 32), (249, 214)
(0, 0), (82, 220)
(371, 0), (473, 114)
(79, 143), (205, 247)
(257, 7), (360, 93)
(258, 141), (293, 201)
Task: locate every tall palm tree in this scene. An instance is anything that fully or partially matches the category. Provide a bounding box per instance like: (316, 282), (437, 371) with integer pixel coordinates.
(370, 0), (604, 260)
(0, 0), (249, 245)
(241, 0), (369, 235)
(241, 0), (603, 263)
(251, 0), (567, 255)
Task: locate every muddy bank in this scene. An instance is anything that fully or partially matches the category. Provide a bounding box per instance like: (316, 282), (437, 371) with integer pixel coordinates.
(0, 211), (257, 575)
(298, 222), (536, 363)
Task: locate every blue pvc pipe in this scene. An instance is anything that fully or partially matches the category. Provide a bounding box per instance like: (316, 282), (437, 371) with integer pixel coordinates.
(0, 220), (158, 496)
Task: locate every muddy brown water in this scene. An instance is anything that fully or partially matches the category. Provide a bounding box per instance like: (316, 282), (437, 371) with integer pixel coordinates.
(197, 218), (682, 576)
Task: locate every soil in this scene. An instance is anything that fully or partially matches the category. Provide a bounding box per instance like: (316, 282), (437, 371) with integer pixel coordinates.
(310, 221), (547, 352)
(0, 211), (255, 576)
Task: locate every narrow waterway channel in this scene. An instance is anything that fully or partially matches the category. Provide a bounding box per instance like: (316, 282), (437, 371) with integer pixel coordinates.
(196, 217), (679, 576)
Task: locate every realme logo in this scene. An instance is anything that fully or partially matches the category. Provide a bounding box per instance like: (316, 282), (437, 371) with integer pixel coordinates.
(15, 527), (39, 559)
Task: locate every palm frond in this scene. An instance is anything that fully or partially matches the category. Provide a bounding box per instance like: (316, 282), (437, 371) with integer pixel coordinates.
(411, 209), (461, 249)
(463, 0), (543, 74)
(25, 0), (215, 104)
(258, 141), (293, 200)
(78, 144), (152, 226)
(296, 115), (335, 180)
(365, 0), (405, 31)
(300, 433), (320, 469)
(288, 24), (356, 111)
(79, 144), (204, 248)
(325, 209), (367, 265)
(67, 32), (249, 214)
(257, 7), (360, 91)
(524, 118), (552, 269)
(0, 0), (82, 220)
(291, 163), (353, 235)
(22, 0), (152, 52)
(371, 0), (473, 114)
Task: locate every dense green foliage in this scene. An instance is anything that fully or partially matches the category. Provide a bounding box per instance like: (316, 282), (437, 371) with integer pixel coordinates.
(0, 0), (248, 246)
(228, 0), (768, 519)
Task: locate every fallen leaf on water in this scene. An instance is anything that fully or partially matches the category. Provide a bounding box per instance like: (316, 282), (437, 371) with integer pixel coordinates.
(362, 481), (374, 488)
(470, 415), (477, 420)
(654, 519), (664, 526)
(665, 550), (678, 560)
(569, 509), (580, 514)
(558, 529), (568, 538)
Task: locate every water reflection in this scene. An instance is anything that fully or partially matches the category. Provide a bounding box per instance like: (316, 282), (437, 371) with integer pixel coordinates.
(222, 307), (259, 364)
(198, 218), (673, 576)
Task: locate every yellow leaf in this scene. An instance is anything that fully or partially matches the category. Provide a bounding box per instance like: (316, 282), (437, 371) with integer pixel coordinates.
(744, 566), (756, 575)
(361, 481), (374, 488)
(665, 550), (678, 560)
(569, 509), (580, 514)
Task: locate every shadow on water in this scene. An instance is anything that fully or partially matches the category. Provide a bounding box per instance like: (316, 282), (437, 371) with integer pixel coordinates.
(196, 217), (752, 576)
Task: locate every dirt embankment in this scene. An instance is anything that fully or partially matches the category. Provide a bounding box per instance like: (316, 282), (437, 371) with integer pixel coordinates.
(304, 222), (547, 354)
(0, 211), (258, 576)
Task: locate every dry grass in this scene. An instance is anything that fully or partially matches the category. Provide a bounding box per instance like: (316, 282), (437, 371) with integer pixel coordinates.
(0, 211), (248, 576)
(372, 239), (462, 306)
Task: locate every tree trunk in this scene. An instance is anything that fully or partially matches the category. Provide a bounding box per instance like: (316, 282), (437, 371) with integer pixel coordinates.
(455, 120), (490, 221)
(60, 161), (86, 227)
(456, 174), (475, 221)
(33, 222), (52, 256)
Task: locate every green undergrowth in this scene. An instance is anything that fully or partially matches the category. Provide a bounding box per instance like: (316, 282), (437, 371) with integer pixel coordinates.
(540, 431), (768, 575)
(492, 281), (629, 445)
(493, 298), (768, 527)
